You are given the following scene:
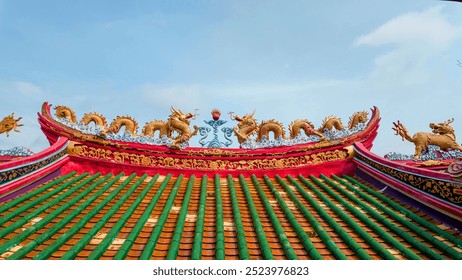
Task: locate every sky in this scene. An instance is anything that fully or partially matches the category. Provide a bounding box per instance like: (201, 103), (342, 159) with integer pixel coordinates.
(0, 0), (461, 156)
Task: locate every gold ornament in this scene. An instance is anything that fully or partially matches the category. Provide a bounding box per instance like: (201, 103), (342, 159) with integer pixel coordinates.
(393, 118), (462, 159)
(229, 111), (258, 144)
(52, 105), (200, 148)
(142, 120), (168, 138)
(80, 112), (107, 127)
(289, 119), (326, 140)
(68, 142), (348, 171)
(106, 116), (138, 136)
(348, 111), (369, 129)
(166, 107), (199, 149)
(54, 105), (77, 122)
(0, 113), (23, 137)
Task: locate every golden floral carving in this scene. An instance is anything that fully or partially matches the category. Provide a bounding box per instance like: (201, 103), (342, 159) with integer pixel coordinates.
(141, 155), (152, 166)
(113, 152), (129, 163)
(86, 147), (112, 160)
(187, 149), (237, 157)
(311, 150), (347, 164)
(69, 144), (348, 172)
(0, 150), (66, 184)
(356, 153), (462, 204)
(0, 113), (23, 137)
(418, 160), (450, 167)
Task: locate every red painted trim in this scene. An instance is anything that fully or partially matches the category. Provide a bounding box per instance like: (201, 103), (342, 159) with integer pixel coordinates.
(0, 136), (69, 199)
(62, 155), (355, 178)
(354, 142), (454, 181)
(0, 156), (24, 163)
(356, 160), (462, 220)
(38, 102), (381, 158)
(0, 137), (68, 170)
(37, 102), (380, 177)
(354, 152), (462, 221)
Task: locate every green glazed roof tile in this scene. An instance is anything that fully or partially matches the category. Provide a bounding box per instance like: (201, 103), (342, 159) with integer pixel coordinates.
(0, 171), (461, 260)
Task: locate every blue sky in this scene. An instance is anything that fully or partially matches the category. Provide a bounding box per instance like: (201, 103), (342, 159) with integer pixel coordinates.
(0, 0), (461, 156)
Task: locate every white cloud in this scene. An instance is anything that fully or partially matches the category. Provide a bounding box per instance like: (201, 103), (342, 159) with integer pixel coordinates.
(350, 5), (462, 156)
(1, 76), (458, 157)
(355, 6), (461, 50)
(14, 81), (43, 96)
(0, 80), (44, 97)
(141, 84), (207, 110)
(139, 79), (371, 128)
(354, 6), (462, 88)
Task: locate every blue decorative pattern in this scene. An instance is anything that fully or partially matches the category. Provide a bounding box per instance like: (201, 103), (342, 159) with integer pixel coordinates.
(55, 117), (187, 149)
(55, 117), (106, 135)
(385, 145), (462, 161)
(0, 148), (66, 185)
(0, 147), (34, 157)
(241, 123), (367, 149)
(54, 116), (368, 150)
(198, 120), (233, 148)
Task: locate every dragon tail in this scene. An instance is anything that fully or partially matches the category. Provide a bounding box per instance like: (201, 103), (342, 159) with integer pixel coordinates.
(392, 121), (414, 143)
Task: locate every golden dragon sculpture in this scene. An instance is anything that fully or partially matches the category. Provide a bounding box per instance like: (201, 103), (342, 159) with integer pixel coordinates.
(289, 119), (326, 140)
(106, 116), (139, 136)
(55, 105), (138, 136)
(232, 110), (369, 144)
(230, 111), (287, 144)
(55, 105), (77, 123)
(142, 120), (169, 138)
(53, 105), (370, 148)
(348, 111), (369, 129)
(0, 113), (23, 137)
(393, 118), (462, 159)
(166, 107), (199, 149)
(257, 119), (286, 141)
(316, 111), (368, 132)
(80, 112), (107, 127)
(318, 116), (345, 131)
(53, 105), (199, 148)
(229, 111), (258, 144)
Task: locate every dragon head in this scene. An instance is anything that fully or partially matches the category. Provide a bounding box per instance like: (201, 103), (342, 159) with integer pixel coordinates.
(229, 110), (258, 142)
(170, 107), (199, 124)
(430, 118), (455, 135)
(229, 110), (256, 123)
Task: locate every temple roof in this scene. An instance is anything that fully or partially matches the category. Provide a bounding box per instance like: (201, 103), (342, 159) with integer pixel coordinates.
(1, 171), (461, 260)
(1, 103), (462, 261)
(36, 102), (380, 178)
